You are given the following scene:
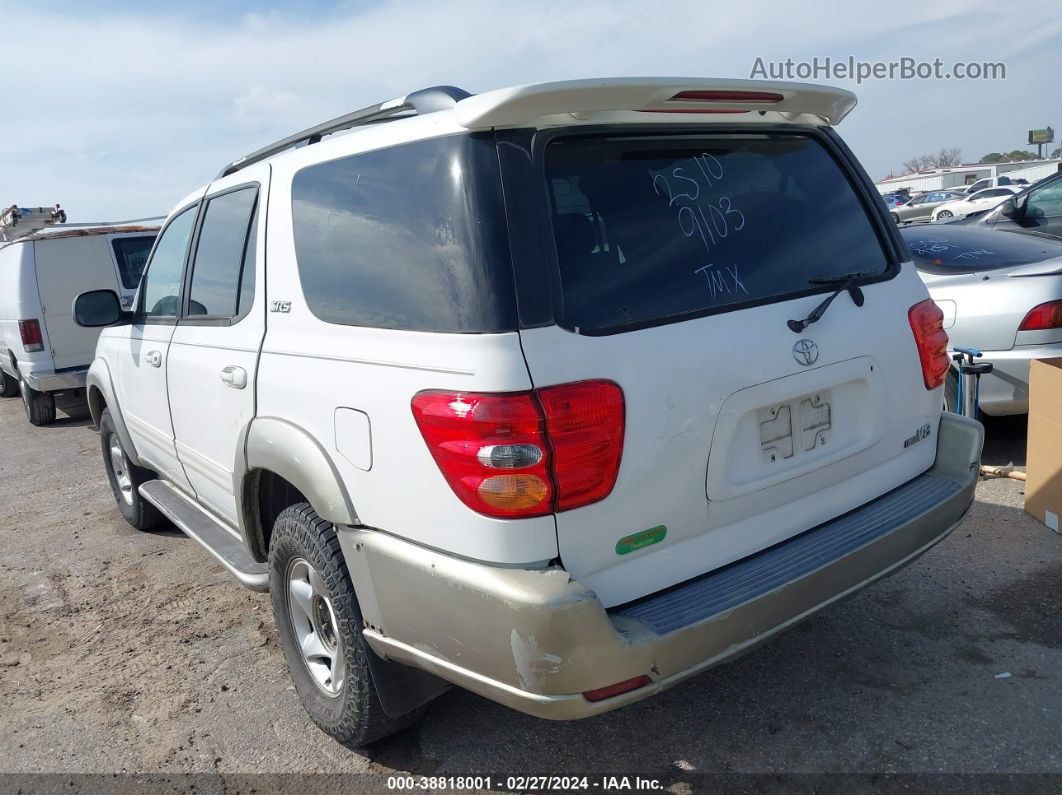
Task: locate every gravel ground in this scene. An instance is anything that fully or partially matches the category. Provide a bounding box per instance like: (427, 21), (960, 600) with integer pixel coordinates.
(1, 398), (1060, 791)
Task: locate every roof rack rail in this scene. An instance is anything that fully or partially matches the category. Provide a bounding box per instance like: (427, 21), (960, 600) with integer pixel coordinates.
(217, 85), (472, 178)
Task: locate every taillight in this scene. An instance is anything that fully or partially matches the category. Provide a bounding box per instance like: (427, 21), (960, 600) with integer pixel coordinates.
(18, 319), (44, 353)
(908, 299), (950, 390)
(1019, 300), (1062, 331)
(411, 380), (624, 519)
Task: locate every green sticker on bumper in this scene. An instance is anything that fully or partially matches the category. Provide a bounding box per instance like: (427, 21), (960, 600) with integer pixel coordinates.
(615, 525), (667, 555)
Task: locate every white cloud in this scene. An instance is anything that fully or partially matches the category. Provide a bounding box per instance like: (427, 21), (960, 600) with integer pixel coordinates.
(0, 0), (1058, 219)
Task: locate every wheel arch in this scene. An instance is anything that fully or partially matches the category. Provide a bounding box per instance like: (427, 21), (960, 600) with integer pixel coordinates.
(86, 359), (142, 467)
(236, 417), (359, 563)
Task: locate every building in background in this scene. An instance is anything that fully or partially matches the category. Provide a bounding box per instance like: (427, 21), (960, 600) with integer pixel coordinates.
(875, 158), (1062, 195)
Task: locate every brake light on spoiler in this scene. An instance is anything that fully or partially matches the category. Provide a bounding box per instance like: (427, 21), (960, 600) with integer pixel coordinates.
(412, 381), (625, 519)
(641, 89), (785, 114)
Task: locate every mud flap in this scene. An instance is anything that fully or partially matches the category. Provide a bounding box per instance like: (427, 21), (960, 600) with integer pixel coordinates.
(365, 647), (452, 719)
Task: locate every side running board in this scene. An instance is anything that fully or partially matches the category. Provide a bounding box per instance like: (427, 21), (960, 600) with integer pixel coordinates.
(139, 480), (269, 591)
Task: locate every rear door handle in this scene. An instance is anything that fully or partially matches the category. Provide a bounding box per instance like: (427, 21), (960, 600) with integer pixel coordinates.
(145, 350), (163, 368)
(220, 365), (247, 389)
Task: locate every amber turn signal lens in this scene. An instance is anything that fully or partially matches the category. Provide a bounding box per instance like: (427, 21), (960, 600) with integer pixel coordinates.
(477, 474), (550, 510)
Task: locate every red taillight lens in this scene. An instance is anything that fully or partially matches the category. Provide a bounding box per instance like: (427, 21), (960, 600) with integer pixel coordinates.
(537, 381), (625, 511)
(1019, 300), (1062, 331)
(908, 299), (950, 389)
(411, 380), (625, 519)
(670, 90), (784, 103)
(583, 674), (652, 703)
(18, 319), (44, 352)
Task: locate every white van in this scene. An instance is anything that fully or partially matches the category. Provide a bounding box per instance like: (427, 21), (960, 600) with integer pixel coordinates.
(0, 223), (159, 424)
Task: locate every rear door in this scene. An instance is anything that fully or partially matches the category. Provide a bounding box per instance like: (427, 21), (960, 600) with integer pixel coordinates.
(513, 128), (943, 607)
(168, 170), (265, 526)
(33, 235), (122, 370)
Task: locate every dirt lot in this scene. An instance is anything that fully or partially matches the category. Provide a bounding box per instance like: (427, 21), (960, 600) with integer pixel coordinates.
(1, 397), (1061, 789)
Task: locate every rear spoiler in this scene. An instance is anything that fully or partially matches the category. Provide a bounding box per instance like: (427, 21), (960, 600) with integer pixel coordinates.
(453, 77), (857, 129)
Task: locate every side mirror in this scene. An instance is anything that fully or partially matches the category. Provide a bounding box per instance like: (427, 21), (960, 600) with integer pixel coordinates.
(73, 289), (130, 327)
(1000, 195), (1027, 219)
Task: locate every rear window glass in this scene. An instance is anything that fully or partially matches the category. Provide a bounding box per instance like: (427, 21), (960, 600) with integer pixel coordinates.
(291, 134), (515, 333)
(901, 226), (1062, 273)
(545, 133), (890, 333)
(111, 235), (156, 290)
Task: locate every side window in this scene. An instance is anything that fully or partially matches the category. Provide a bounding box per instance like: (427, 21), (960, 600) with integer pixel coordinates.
(186, 187), (258, 320)
(1026, 182), (1062, 218)
(140, 206), (198, 319)
(111, 235), (156, 290)
(290, 134), (515, 333)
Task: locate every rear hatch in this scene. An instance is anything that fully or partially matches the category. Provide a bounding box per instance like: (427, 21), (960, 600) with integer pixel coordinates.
(515, 128), (944, 607)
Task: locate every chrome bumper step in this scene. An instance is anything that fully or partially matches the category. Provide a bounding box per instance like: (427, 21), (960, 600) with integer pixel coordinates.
(613, 473), (962, 635)
(139, 480), (269, 591)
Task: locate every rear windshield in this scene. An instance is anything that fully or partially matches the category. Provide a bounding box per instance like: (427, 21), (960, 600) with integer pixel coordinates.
(111, 235), (156, 290)
(902, 226), (1062, 273)
(544, 133), (891, 332)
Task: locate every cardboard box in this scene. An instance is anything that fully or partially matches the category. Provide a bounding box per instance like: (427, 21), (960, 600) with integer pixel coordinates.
(1025, 358), (1062, 533)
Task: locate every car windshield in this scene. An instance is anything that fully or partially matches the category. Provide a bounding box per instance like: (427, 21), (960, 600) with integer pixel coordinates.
(544, 132), (891, 332)
(902, 225), (1062, 273)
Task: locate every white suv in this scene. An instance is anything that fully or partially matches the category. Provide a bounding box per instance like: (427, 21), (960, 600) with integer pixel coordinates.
(74, 78), (983, 746)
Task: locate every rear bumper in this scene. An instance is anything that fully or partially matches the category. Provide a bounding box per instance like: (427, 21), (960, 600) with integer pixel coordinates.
(341, 412), (983, 720)
(973, 343), (1062, 416)
(22, 367), (87, 392)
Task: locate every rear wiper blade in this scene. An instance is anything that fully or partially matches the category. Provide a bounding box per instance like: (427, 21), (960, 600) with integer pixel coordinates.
(787, 270), (874, 334)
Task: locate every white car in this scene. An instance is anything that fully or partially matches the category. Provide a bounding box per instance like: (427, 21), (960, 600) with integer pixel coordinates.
(0, 221), (158, 425)
(931, 186), (1021, 221)
(72, 78), (982, 746)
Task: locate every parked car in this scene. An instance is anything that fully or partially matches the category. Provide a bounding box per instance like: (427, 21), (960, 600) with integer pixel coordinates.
(931, 186), (1021, 221)
(883, 194), (908, 209)
(74, 78), (982, 747)
(977, 171), (1062, 240)
(961, 175), (1026, 195)
(0, 221), (158, 425)
(902, 224), (1062, 415)
(891, 190), (966, 224)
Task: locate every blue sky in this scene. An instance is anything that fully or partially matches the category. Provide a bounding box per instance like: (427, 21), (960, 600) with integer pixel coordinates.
(2, 0), (1059, 220)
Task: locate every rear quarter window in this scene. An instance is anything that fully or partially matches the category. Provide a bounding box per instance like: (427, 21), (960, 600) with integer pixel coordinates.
(544, 132), (892, 333)
(290, 133), (516, 333)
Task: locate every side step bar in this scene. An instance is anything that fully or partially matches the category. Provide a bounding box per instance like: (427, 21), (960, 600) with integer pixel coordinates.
(139, 480), (269, 591)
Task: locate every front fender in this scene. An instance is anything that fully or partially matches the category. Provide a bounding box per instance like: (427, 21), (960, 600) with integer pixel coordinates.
(86, 358), (142, 467)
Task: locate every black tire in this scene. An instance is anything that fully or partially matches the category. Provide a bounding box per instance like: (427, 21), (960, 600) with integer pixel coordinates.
(20, 379), (56, 426)
(0, 369), (18, 398)
(937, 209), (953, 219)
(269, 503), (424, 747)
(99, 408), (164, 530)
(890, 212), (900, 224)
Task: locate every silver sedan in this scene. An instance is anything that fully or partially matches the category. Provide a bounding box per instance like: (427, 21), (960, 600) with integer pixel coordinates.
(891, 190), (965, 224)
(902, 225), (1062, 415)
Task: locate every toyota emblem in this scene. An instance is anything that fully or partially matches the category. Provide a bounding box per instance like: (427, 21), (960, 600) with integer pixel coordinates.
(793, 339), (819, 366)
